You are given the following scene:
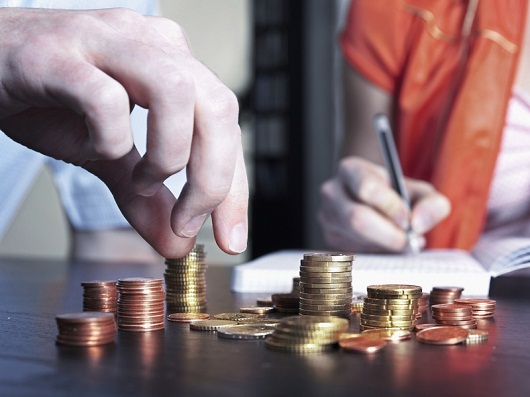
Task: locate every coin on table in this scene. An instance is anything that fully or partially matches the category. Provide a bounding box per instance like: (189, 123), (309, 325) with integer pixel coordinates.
(167, 313), (211, 323)
(240, 306), (275, 315)
(465, 329), (489, 344)
(214, 313), (260, 321)
(189, 320), (237, 331)
(339, 335), (387, 353)
(217, 325), (276, 340)
(416, 326), (468, 345)
(361, 328), (412, 342)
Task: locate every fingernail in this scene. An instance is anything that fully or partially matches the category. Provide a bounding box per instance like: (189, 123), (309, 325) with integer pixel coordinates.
(412, 214), (429, 235)
(395, 210), (410, 230)
(229, 223), (247, 253)
(179, 213), (209, 237)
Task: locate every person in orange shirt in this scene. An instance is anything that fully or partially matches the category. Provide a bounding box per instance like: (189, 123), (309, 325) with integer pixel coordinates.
(319, 0), (530, 253)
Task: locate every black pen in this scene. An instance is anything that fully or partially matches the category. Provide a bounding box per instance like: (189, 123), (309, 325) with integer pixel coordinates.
(373, 114), (420, 255)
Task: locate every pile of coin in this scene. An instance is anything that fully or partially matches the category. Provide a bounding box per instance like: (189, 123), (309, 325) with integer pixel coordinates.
(81, 280), (117, 314)
(431, 303), (477, 329)
(360, 284), (422, 331)
(464, 329), (489, 344)
(298, 253), (353, 317)
(429, 286), (463, 306)
(454, 298), (496, 318)
(164, 244), (208, 314)
(417, 293), (429, 318)
(271, 293), (299, 313)
(116, 277), (166, 332)
(265, 315), (349, 354)
(55, 312), (117, 347)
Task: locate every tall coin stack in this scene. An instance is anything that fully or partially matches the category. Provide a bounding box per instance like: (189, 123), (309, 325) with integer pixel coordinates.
(116, 277), (166, 332)
(299, 253), (354, 318)
(164, 244), (208, 314)
(81, 280), (118, 315)
(360, 284), (422, 331)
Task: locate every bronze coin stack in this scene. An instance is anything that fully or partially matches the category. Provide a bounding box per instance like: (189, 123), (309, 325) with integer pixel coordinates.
(164, 244), (208, 314)
(116, 277), (166, 332)
(429, 286), (463, 306)
(81, 280), (118, 314)
(55, 312), (117, 347)
(298, 253), (354, 318)
(271, 293), (299, 313)
(417, 292), (430, 318)
(360, 284), (422, 331)
(454, 298), (497, 318)
(265, 315), (349, 354)
(431, 303), (477, 329)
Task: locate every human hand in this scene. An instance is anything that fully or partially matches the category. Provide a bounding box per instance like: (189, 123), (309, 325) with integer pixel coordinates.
(0, 8), (248, 258)
(318, 157), (450, 253)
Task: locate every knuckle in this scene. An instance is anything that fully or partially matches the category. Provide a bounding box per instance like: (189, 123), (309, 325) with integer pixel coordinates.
(206, 86), (239, 123)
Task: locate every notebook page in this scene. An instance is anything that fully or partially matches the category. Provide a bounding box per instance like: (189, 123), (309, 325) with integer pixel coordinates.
(472, 237), (530, 276)
(231, 249), (490, 295)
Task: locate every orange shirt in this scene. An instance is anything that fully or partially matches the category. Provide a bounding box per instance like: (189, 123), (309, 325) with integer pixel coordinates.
(341, 0), (527, 250)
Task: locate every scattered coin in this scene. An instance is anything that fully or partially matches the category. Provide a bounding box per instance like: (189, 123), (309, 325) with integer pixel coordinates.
(214, 312), (260, 321)
(167, 313), (211, 323)
(217, 325), (276, 340)
(339, 335), (387, 354)
(190, 320), (237, 331)
(416, 326), (468, 345)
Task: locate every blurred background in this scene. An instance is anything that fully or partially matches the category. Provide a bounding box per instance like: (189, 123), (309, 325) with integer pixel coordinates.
(0, 0), (349, 265)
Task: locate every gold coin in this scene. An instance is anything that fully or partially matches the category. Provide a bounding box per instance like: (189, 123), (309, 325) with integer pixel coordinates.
(217, 325), (276, 340)
(167, 313), (211, 323)
(302, 253), (354, 262)
(213, 313), (260, 321)
(240, 306), (275, 315)
(189, 320), (236, 331)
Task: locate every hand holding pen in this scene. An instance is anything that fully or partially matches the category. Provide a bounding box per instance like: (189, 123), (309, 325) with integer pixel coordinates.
(319, 116), (451, 254)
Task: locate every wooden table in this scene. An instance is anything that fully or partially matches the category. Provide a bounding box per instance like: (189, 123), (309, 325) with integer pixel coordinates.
(1, 257), (530, 397)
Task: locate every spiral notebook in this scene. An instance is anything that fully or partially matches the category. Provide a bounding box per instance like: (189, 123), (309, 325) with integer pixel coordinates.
(230, 237), (530, 296)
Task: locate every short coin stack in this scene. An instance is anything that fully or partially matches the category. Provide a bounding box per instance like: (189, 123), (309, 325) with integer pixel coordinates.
(81, 280), (118, 315)
(299, 253), (354, 317)
(56, 312), (117, 347)
(164, 244), (208, 314)
(431, 303), (477, 329)
(265, 315), (349, 354)
(429, 286), (463, 306)
(116, 277), (166, 332)
(360, 284), (422, 331)
(271, 293), (299, 313)
(454, 298), (496, 318)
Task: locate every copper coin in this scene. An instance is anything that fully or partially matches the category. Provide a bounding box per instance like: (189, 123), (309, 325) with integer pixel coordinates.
(416, 326), (468, 345)
(339, 335), (387, 353)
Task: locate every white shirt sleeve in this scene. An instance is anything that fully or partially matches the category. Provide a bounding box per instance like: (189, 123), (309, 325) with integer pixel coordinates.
(0, 0), (187, 232)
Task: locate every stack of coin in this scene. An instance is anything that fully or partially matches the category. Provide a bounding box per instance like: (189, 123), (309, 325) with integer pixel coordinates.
(56, 312), (117, 347)
(265, 315), (349, 354)
(298, 253), (354, 318)
(417, 292), (429, 318)
(464, 329), (489, 344)
(454, 298), (496, 318)
(164, 244), (208, 313)
(271, 293), (299, 313)
(431, 303), (477, 329)
(81, 280), (118, 314)
(429, 286), (463, 306)
(360, 284), (422, 331)
(291, 277), (300, 294)
(116, 277), (166, 332)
